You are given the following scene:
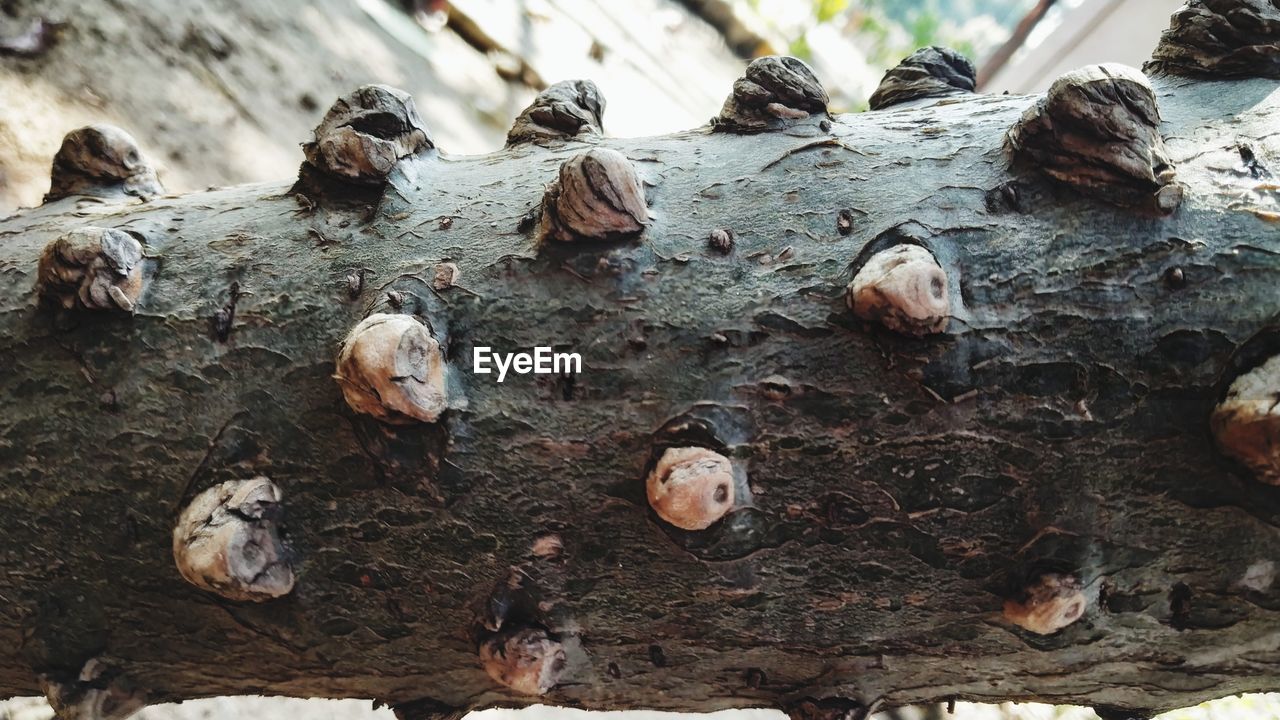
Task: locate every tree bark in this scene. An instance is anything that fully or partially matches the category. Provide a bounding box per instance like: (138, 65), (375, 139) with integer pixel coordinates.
(1, 30), (1279, 720)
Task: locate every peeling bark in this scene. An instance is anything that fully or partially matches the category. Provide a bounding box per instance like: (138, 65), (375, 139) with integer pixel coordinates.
(171, 477), (295, 603)
(303, 85), (435, 186)
(1212, 354), (1280, 484)
(716, 56), (829, 132)
(478, 628), (567, 697)
(538, 148), (650, 243)
(36, 227), (144, 312)
(39, 659), (145, 720)
(869, 47), (976, 111)
(845, 244), (951, 336)
(646, 447), (738, 531)
(507, 81), (606, 147)
(44, 125), (162, 204)
(1006, 64), (1182, 213)
(1002, 573), (1087, 635)
(1146, 0), (1280, 79)
(0, 37), (1279, 720)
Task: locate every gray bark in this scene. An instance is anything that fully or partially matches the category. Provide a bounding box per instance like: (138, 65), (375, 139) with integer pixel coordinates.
(1, 30), (1279, 720)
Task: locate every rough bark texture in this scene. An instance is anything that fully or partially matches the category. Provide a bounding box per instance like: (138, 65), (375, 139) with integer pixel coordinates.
(868, 47), (976, 111)
(0, 46), (1279, 720)
(1145, 0), (1280, 79)
(506, 81), (606, 147)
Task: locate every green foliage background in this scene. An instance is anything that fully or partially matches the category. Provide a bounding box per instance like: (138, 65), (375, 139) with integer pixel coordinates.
(746, 0), (1037, 68)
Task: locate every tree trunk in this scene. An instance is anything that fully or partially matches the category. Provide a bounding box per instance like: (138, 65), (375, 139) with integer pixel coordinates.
(1, 12), (1279, 719)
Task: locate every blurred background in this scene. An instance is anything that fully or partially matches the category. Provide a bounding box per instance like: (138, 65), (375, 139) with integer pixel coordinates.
(1, 0), (1274, 718)
(0, 0), (1185, 211)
